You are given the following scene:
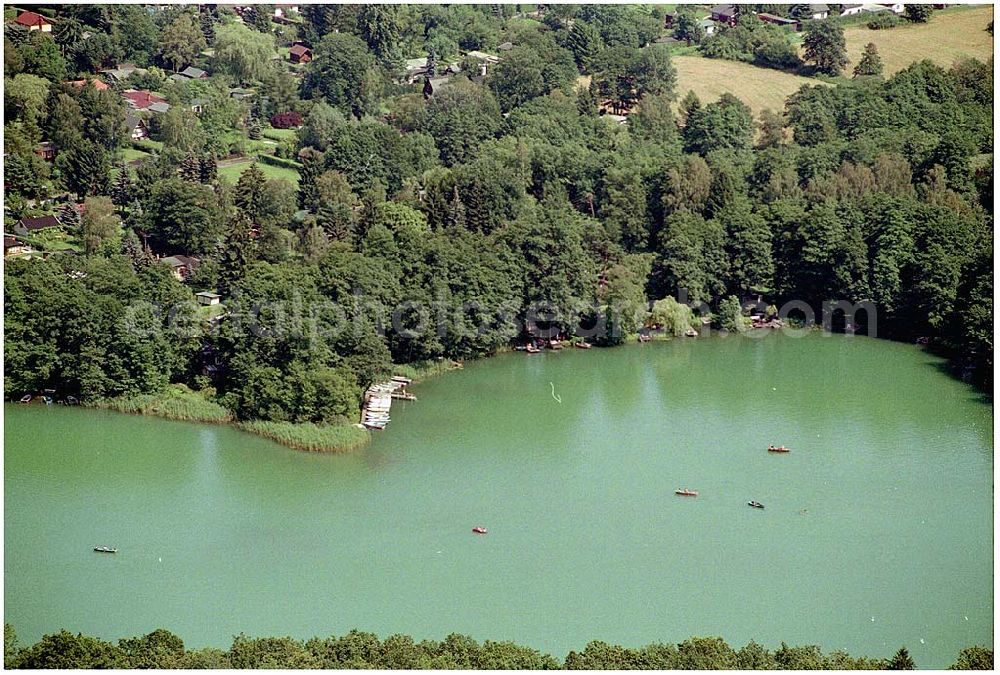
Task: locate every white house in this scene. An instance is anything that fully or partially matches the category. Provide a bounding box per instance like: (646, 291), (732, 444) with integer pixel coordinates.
(807, 4), (830, 20)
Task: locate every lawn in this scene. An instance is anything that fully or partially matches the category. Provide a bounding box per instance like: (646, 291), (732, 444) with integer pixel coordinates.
(217, 158), (300, 185)
(673, 55), (822, 115)
(120, 147), (152, 163)
(842, 6), (993, 75)
(263, 128), (298, 142)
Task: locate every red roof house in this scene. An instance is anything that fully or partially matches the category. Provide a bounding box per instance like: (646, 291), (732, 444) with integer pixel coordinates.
(65, 78), (110, 91)
(121, 89), (167, 111)
(289, 44), (312, 64)
(14, 11), (53, 31)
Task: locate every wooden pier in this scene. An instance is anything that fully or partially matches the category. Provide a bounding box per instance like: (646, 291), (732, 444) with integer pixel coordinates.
(360, 376), (415, 430)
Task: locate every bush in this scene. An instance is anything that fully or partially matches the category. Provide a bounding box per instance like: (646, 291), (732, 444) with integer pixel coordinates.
(257, 153), (303, 170)
(867, 13), (904, 29)
(269, 111), (303, 129)
(130, 139), (162, 154)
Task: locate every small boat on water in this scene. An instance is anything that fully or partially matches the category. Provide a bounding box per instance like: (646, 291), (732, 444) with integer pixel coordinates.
(675, 489), (698, 497)
(748, 501), (764, 509)
(638, 334), (651, 343)
(19, 395), (32, 404)
(472, 526), (488, 534)
(575, 341), (592, 349)
(684, 328), (698, 337)
(767, 445), (790, 453)
(93, 546), (117, 553)
(526, 344), (541, 354)
(548, 339), (564, 350)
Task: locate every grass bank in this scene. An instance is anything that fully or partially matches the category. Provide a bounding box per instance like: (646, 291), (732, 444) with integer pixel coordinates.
(236, 420), (370, 453)
(89, 384), (232, 423)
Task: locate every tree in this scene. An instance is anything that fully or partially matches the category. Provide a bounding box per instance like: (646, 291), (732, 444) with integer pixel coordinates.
(15, 631), (124, 669)
(21, 34), (67, 81)
(423, 79), (502, 166)
(803, 21), (848, 75)
(57, 141), (111, 198)
(674, 8), (707, 45)
(683, 93), (755, 155)
(213, 23), (276, 85)
(234, 163), (267, 223)
(853, 42), (884, 78)
(757, 108), (785, 148)
(5, 74), (50, 128)
(302, 32), (380, 118)
(486, 49), (545, 113)
(904, 4), (934, 22)
(567, 20), (603, 71)
(81, 196), (123, 256)
(717, 295), (749, 332)
(888, 647), (915, 670)
(45, 92), (85, 151)
(143, 178), (222, 253)
(357, 5), (400, 62)
(949, 646), (992, 670)
(297, 147), (323, 211)
(159, 11), (206, 72)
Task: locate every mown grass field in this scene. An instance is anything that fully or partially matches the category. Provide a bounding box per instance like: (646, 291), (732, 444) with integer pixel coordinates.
(218, 158), (300, 185)
(673, 55), (821, 115)
(843, 6), (993, 75)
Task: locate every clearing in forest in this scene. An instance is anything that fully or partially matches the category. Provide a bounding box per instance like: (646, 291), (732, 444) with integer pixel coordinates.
(843, 6), (994, 75)
(672, 55), (821, 116)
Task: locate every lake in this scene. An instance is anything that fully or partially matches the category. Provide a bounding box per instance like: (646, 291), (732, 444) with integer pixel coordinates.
(4, 333), (992, 667)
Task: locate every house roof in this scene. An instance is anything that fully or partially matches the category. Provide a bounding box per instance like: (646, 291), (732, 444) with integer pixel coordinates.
(15, 11), (51, 27)
(122, 89), (166, 110)
(699, 18), (717, 27)
(148, 102), (171, 113)
(196, 291), (222, 299)
(5, 235), (26, 249)
(125, 115), (145, 130)
(809, 3), (830, 11)
(289, 44), (311, 57)
(180, 66), (208, 78)
(65, 78), (109, 91)
(497, 41), (514, 51)
(18, 215), (61, 231)
(162, 255), (201, 268)
(711, 4), (737, 16)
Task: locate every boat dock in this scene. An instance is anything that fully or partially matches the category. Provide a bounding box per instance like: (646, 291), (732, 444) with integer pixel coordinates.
(361, 376), (415, 430)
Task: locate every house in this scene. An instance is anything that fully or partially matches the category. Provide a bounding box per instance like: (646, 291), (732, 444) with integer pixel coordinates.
(497, 41), (514, 52)
(180, 65), (208, 79)
(699, 18), (718, 35)
(161, 255), (201, 281)
(196, 291), (222, 306)
(807, 3), (830, 19)
(122, 89), (167, 111)
(229, 87), (255, 100)
(758, 13), (802, 30)
(879, 3), (905, 13)
(710, 4), (739, 25)
(840, 3), (867, 15)
(841, 3), (892, 15)
(404, 57), (431, 83)
(101, 63), (144, 83)
(15, 215), (61, 237)
(4, 235), (32, 257)
(273, 4), (299, 19)
(190, 98), (206, 114)
(289, 44), (312, 64)
(65, 78), (109, 91)
(463, 51), (501, 77)
(125, 115), (149, 141)
(148, 101), (171, 114)
(14, 11), (53, 32)
(35, 142), (56, 161)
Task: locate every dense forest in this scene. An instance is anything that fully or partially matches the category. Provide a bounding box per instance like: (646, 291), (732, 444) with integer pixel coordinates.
(3, 4), (993, 437)
(3, 624), (993, 669)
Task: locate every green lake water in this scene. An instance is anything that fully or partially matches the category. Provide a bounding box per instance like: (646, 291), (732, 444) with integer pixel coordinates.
(4, 333), (993, 667)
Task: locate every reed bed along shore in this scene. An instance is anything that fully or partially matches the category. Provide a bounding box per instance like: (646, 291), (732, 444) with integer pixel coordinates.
(89, 384), (232, 423)
(236, 420), (370, 453)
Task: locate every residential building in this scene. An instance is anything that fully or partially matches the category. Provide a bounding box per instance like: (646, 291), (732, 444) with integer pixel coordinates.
(64, 78), (110, 91)
(4, 235), (32, 257)
(289, 44), (312, 63)
(196, 292), (222, 306)
(14, 11), (53, 31)
(161, 255), (201, 281)
(125, 115), (149, 141)
(15, 215), (61, 237)
(122, 89), (167, 111)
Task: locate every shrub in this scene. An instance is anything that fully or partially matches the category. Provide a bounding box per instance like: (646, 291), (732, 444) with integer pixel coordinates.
(257, 153), (302, 170)
(269, 111), (303, 129)
(867, 13), (903, 29)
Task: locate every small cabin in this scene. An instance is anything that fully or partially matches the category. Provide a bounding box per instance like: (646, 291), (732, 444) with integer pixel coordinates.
(14, 11), (53, 32)
(196, 292), (222, 306)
